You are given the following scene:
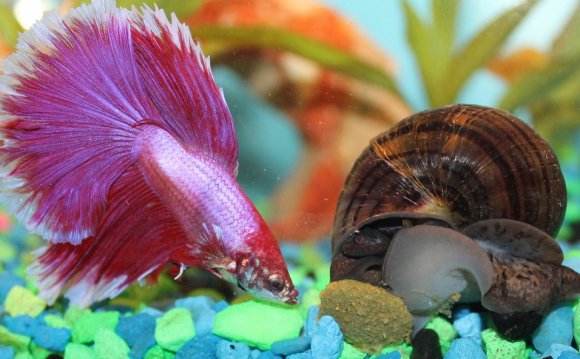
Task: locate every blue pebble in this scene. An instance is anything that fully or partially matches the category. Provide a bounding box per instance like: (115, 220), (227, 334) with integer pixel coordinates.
(214, 300), (229, 312)
(116, 313), (156, 347)
(532, 304), (574, 353)
(194, 309), (215, 336)
(304, 306), (319, 337)
(175, 296), (215, 320)
(375, 352), (401, 359)
(452, 306), (472, 321)
(139, 307), (164, 318)
(311, 316), (343, 359)
(286, 350), (312, 359)
(453, 313), (483, 344)
(4, 315), (37, 336)
(33, 325), (71, 352)
(271, 336), (311, 356)
(256, 351), (282, 359)
(176, 334), (220, 359)
(130, 336), (156, 359)
(0, 345), (14, 359)
(216, 340), (251, 359)
(541, 343), (579, 359)
(559, 352), (580, 359)
(444, 338), (486, 359)
(0, 273), (25, 303)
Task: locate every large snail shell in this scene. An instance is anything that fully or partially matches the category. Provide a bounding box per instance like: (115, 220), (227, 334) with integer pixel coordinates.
(331, 104), (566, 283)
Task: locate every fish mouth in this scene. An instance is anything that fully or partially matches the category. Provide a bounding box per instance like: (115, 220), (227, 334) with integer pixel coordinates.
(284, 289), (299, 304)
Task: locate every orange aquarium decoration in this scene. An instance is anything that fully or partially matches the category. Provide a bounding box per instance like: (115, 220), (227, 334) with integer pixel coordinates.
(187, 0), (411, 241)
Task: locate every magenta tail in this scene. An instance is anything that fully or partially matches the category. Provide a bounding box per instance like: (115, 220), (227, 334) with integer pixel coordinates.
(0, 0), (237, 305)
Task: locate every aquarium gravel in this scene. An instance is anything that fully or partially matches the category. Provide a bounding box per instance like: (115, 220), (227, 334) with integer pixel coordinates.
(0, 215), (579, 359)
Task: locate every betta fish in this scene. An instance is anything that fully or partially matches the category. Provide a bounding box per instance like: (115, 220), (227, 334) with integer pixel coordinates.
(0, 0), (298, 307)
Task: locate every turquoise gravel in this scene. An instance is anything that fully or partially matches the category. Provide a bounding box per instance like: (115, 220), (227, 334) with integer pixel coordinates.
(0, 217), (579, 358)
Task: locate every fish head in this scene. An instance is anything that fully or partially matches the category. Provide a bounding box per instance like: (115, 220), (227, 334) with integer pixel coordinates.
(233, 253), (298, 304)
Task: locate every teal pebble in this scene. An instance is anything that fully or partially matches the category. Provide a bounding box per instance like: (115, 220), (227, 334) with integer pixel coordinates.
(4, 315), (37, 336)
(175, 296), (215, 319)
(0, 273), (25, 302)
(303, 306), (319, 337)
(255, 351), (282, 359)
(130, 336), (156, 359)
(175, 334), (219, 359)
(286, 351), (311, 359)
(213, 300), (229, 312)
(33, 325), (71, 352)
(0, 345), (14, 359)
(452, 313), (483, 345)
(541, 343), (579, 359)
(443, 338), (486, 359)
(532, 304), (574, 353)
(311, 316), (343, 359)
(194, 309), (215, 336)
(560, 352), (580, 359)
(271, 336), (311, 356)
(216, 340), (251, 359)
(375, 353), (401, 359)
(117, 313), (156, 347)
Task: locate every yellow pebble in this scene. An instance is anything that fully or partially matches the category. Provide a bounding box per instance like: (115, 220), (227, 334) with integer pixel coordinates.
(5, 286), (46, 317)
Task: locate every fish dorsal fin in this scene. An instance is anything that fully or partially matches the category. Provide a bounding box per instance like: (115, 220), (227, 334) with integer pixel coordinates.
(462, 219), (563, 264)
(129, 4), (238, 171)
(0, 0), (237, 244)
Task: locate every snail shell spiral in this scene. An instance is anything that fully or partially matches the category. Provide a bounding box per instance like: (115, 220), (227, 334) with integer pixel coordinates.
(330, 104), (568, 295)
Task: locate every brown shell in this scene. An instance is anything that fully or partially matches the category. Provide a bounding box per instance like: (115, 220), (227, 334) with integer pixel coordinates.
(331, 104), (566, 281)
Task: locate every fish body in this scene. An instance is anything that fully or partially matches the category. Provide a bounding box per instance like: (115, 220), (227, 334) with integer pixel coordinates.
(0, 0), (297, 306)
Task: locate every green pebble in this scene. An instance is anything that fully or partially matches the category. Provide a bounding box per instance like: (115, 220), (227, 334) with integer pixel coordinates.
(299, 288), (320, 318)
(481, 329), (526, 359)
(155, 308), (195, 352)
(64, 343), (96, 359)
(144, 345), (175, 359)
(30, 342), (53, 359)
(14, 352), (34, 359)
(289, 267), (307, 288)
(94, 329), (130, 359)
(314, 266), (330, 292)
(213, 300), (303, 350)
(5, 286), (46, 317)
(0, 241), (16, 261)
(574, 303), (580, 347)
(72, 311), (120, 344)
(44, 314), (70, 329)
(339, 342), (367, 359)
(425, 317), (457, 353)
(0, 325), (31, 352)
(65, 306), (92, 325)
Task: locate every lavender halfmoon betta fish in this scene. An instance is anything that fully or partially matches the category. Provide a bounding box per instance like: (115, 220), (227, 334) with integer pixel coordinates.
(0, 0), (298, 307)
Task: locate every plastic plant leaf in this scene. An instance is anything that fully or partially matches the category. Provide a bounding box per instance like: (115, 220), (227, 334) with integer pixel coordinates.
(551, 3), (580, 62)
(500, 3), (580, 111)
(191, 25), (402, 99)
(74, 0), (203, 19)
(440, 0), (538, 106)
(499, 61), (579, 112)
(403, 0), (459, 107)
(0, 3), (22, 47)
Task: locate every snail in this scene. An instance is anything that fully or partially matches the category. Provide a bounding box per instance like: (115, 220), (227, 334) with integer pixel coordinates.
(330, 104), (580, 333)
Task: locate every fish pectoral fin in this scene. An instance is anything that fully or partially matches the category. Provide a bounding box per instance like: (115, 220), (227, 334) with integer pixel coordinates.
(205, 257), (236, 283)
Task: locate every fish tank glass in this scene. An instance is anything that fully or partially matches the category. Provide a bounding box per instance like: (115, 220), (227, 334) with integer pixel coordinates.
(0, 0), (579, 358)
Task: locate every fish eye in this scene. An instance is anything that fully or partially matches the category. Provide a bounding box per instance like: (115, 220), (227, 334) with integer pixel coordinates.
(267, 275), (284, 292)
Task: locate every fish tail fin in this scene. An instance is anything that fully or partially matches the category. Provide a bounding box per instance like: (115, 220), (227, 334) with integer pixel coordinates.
(0, 0), (236, 245)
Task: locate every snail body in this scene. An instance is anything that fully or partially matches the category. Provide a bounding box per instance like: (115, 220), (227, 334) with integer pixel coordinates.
(330, 104), (579, 333)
